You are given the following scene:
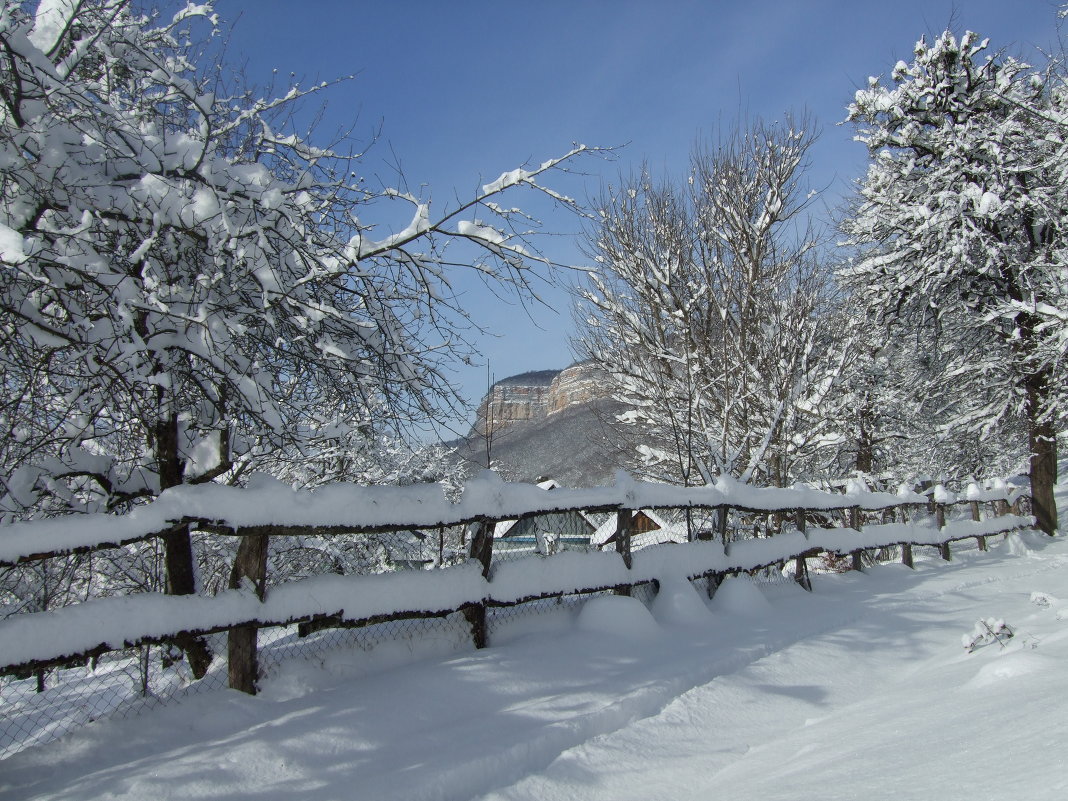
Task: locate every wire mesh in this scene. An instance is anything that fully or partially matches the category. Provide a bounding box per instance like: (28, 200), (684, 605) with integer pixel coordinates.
(487, 593), (587, 640)
(0, 524), (474, 760)
(0, 634), (229, 759)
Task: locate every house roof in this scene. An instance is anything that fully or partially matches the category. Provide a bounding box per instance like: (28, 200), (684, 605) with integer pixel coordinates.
(591, 509), (670, 547)
(493, 508), (602, 539)
(492, 478), (595, 539)
(590, 509), (719, 548)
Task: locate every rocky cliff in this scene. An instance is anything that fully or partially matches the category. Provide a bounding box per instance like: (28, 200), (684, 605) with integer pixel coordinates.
(472, 363), (609, 437)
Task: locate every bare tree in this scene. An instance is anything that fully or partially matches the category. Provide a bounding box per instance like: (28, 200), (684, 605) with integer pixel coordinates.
(576, 116), (838, 486)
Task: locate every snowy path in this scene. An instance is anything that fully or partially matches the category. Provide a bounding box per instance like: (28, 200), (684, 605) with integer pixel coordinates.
(4, 532), (1068, 801)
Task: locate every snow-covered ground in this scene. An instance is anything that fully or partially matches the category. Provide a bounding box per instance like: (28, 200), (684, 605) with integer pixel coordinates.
(3, 530), (1068, 800)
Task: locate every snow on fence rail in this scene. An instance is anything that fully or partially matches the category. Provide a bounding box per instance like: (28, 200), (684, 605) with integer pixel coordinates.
(0, 471), (1031, 693)
(0, 470), (1024, 566)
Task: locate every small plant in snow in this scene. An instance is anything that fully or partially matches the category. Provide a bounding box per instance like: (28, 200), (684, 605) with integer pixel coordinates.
(962, 618), (1015, 653)
(1029, 592), (1057, 609)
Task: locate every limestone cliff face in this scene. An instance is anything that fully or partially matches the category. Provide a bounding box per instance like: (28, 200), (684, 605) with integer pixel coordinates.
(473, 363), (608, 436)
(546, 363), (605, 415)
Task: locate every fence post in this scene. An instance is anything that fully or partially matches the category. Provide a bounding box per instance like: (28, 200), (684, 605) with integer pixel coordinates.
(898, 505), (914, 569)
(971, 500), (987, 551)
(717, 505), (728, 545)
(849, 506), (863, 572)
(794, 509), (811, 592)
(614, 509), (633, 596)
(936, 504), (950, 561)
(227, 532), (269, 694)
(463, 518), (494, 649)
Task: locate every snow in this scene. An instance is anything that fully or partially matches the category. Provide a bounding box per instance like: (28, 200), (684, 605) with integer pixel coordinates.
(575, 594), (660, 641)
(489, 550), (631, 604)
(482, 167), (534, 195)
(0, 480), (1032, 670)
(4, 528), (1067, 800)
(0, 562), (488, 666)
(649, 574), (713, 626)
(457, 220), (506, 245)
(707, 574), (774, 617)
(0, 222), (26, 264)
(28, 0), (76, 53)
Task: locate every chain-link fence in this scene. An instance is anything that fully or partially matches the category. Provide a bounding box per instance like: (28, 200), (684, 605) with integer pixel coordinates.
(0, 508), (851, 759)
(0, 516), (590, 760)
(0, 634), (229, 758)
(0, 516), (692, 761)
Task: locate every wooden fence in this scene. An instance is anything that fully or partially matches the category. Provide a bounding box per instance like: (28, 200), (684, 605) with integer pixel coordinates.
(0, 475), (1032, 696)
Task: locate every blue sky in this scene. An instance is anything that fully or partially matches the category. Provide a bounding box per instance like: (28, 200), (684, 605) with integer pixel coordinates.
(217, 0), (1060, 436)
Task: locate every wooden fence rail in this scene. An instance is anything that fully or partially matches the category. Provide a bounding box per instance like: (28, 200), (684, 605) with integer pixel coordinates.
(0, 473), (1026, 568)
(0, 475), (1032, 695)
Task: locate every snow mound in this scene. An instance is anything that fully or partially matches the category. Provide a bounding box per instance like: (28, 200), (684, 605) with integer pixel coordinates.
(963, 650), (1054, 690)
(998, 533), (1033, 557)
(709, 576), (773, 617)
(1034, 591), (1068, 621)
(258, 660), (331, 703)
(576, 595), (660, 641)
(651, 576), (713, 627)
(1030, 592), (1058, 609)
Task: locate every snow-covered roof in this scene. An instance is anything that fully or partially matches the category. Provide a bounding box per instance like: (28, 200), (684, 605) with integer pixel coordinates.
(591, 509), (721, 548)
(493, 478), (592, 539)
(494, 507), (601, 540)
(494, 519), (519, 539)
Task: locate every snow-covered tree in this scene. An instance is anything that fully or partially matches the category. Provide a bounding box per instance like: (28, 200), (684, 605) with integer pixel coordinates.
(0, 0), (592, 668)
(576, 117), (838, 487)
(841, 31), (1065, 533)
(822, 310), (1027, 487)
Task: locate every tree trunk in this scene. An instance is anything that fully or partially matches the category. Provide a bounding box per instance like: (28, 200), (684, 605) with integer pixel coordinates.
(227, 533), (270, 694)
(463, 519), (495, 649)
(855, 414), (874, 475)
(155, 414), (212, 678)
(1026, 367), (1058, 536)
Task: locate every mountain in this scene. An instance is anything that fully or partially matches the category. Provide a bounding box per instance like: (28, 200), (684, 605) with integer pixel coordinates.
(456, 363), (631, 487)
